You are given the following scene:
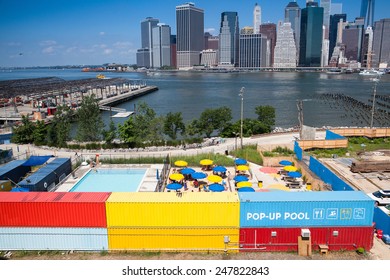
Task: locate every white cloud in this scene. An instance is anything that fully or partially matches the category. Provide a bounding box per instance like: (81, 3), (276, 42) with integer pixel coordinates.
(113, 41), (133, 49)
(99, 31), (105, 36)
(40, 40), (57, 46)
(103, 49), (113, 55)
(205, 28), (216, 35)
(42, 46), (55, 54)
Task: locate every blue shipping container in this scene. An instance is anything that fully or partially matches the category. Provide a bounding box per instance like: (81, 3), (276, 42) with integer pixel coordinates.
(18, 158), (72, 191)
(239, 191), (374, 228)
(0, 227), (108, 251)
(0, 159), (30, 183)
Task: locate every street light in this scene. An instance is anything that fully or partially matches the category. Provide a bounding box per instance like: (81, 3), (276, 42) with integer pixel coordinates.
(370, 76), (380, 129)
(239, 87), (245, 149)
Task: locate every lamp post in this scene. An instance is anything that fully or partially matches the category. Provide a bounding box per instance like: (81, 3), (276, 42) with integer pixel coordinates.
(239, 87), (245, 149)
(370, 76), (380, 129)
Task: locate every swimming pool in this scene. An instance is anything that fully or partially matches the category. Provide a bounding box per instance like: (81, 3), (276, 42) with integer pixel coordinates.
(70, 169), (146, 192)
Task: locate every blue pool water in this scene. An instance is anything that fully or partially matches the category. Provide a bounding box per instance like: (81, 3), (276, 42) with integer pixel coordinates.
(70, 169), (146, 192)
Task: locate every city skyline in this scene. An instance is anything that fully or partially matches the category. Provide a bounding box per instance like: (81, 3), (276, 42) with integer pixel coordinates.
(1, 0), (389, 67)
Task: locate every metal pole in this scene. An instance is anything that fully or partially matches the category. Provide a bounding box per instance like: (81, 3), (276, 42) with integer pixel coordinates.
(370, 77), (379, 128)
(239, 87), (245, 149)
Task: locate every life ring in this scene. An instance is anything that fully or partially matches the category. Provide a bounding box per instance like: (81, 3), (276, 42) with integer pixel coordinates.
(44, 182), (48, 189)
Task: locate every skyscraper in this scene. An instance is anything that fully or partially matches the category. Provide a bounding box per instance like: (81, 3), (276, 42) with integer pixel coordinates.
(360, 0), (375, 27)
(342, 18), (365, 63)
(329, 14), (346, 59)
(274, 22), (297, 68)
(239, 32), (267, 68)
(137, 17), (159, 68)
(176, 3), (204, 69)
(299, 1), (324, 67)
(152, 24), (171, 68)
(372, 18), (390, 68)
(284, 1), (301, 59)
(320, 0), (331, 38)
(253, 3), (261, 34)
(218, 12), (239, 67)
(260, 23), (277, 66)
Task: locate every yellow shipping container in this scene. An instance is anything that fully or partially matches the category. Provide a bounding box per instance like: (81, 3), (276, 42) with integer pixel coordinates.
(105, 192), (239, 228)
(108, 227), (239, 253)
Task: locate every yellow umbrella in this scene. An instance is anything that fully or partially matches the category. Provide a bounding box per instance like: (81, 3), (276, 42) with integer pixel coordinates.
(200, 159), (213, 166)
(284, 165), (297, 172)
(236, 165), (249, 171)
(207, 174), (222, 183)
(237, 181), (252, 188)
(169, 173), (184, 181)
(174, 160), (188, 167)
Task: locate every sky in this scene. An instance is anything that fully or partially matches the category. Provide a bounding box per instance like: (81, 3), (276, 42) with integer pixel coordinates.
(1, 0), (389, 67)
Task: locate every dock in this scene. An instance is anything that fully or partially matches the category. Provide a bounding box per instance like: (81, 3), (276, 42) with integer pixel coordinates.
(98, 85), (158, 107)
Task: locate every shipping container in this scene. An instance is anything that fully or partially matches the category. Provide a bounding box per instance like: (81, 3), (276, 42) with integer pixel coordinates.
(0, 159), (30, 184)
(108, 227), (239, 252)
(106, 192), (240, 227)
(373, 207), (390, 235)
(239, 192), (374, 228)
(17, 158), (72, 191)
(0, 227), (108, 251)
(0, 192), (110, 227)
(239, 226), (374, 252)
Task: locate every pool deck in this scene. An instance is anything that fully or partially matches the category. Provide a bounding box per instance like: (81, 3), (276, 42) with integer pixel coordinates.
(56, 163), (163, 192)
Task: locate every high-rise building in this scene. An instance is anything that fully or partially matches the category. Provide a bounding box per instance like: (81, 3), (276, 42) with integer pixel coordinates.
(260, 23), (277, 66)
(274, 22), (297, 68)
(299, 1), (324, 67)
(239, 32), (268, 68)
(320, 0), (331, 38)
(329, 14), (346, 59)
(137, 17), (159, 68)
(152, 24), (171, 68)
(285, 1), (301, 61)
(253, 3), (261, 34)
(361, 26), (374, 68)
(372, 18), (390, 68)
(170, 35), (177, 68)
(201, 49), (218, 67)
(342, 18), (365, 63)
(204, 32), (219, 50)
(176, 3), (204, 69)
(360, 0), (375, 28)
(218, 12), (239, 67)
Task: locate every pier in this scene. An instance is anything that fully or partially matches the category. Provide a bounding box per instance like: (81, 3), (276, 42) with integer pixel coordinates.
(0, 77), (158, 122)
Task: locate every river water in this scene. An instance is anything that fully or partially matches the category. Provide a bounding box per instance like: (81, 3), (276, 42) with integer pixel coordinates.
(1, 68), (389, 129)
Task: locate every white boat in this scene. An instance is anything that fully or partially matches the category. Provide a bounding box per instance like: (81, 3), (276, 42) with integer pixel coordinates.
(359, 69), (385, 76)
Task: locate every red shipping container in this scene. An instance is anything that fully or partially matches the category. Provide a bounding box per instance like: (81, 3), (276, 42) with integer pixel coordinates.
(0, 192), (110, 227)
(240, 226), (374, 252)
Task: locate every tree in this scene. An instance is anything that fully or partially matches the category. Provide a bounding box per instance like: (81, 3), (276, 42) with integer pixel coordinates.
(163, 112), (185, 140)
(32, 120), (47, 145)
(255, 105), (275, 131)
(76, 94), (104, 142)
(12, 115), (35, 144)
(118, 117), (137, 146)
(102, 119), (117, 144)
(47, 105), (72, 147)
(197, 106), (232, 137)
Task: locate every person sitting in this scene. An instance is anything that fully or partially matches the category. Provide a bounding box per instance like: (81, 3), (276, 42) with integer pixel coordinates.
(193, 179), (199, 188)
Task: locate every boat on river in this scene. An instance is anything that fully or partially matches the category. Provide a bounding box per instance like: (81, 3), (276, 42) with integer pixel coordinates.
(359, 69), (385, 76)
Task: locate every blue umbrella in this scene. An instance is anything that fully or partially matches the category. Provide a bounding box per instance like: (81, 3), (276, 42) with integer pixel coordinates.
(279, 160), (292, 166)
(235, 158), (247, 165)
(209, 183), (225, 192)
(287, 171), (302, 178)
(166, 183), (183, 190)
(234, 175), (249, 182)
(237, 187), (255, 192)
(180, 168), (195, 175)
(213, 166), (227, 172)
(191, 172), (207, 179)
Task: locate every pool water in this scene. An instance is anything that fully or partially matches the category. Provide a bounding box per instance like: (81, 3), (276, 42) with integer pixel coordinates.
(70, 169), (146, 192)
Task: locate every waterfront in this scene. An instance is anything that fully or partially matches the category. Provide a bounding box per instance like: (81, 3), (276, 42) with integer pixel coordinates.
(1, 68), (389, 128)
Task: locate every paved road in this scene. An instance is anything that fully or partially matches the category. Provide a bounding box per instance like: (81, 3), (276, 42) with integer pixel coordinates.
(1, 131), (316, 161)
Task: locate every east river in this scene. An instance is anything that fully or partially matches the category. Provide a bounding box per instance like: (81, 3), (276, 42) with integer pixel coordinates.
(1, 68), (389, 129)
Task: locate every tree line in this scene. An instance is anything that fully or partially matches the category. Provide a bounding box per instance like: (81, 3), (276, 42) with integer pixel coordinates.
(12, 94), (275, 148)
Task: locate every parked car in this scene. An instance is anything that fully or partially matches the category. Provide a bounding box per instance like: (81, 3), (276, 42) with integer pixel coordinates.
(367, 190), (390, 206)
